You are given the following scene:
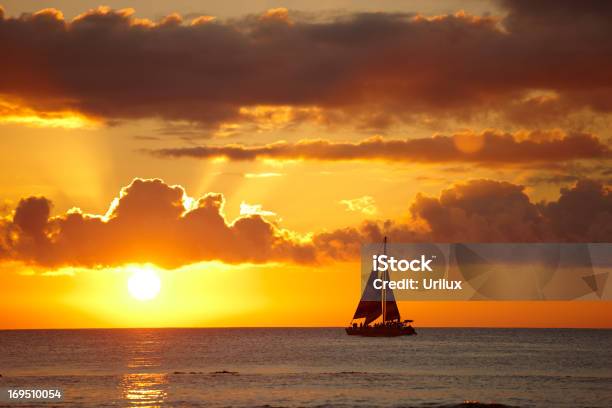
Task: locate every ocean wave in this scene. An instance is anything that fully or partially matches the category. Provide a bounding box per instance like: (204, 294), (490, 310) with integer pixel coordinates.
(250, 403), (518, 408)
(428, 403), (518, 408)
(172, 369), (240, 375)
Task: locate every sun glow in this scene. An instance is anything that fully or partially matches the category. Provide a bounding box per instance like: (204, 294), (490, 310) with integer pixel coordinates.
(127, 266), (161, 301)
(0, 99), (98, 129)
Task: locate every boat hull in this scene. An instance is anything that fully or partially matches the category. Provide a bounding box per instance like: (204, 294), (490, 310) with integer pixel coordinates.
(345, 326), (416, 337)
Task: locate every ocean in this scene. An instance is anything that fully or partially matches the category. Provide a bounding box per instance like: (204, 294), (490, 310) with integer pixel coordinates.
(0, 328), (610, 407)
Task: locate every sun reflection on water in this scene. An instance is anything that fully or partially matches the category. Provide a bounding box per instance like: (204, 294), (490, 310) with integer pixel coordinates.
(121, 373), (168, 407)
(120, 331), (168, 407)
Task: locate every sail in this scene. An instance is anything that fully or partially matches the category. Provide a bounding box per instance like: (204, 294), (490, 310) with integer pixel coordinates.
(353, 266), (402, 324)
(383, 282), (401, 321)
(354, 301), (382, 325)
(353, 267), (382, 324)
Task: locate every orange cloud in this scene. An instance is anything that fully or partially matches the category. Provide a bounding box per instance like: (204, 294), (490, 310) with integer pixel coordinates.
(0, 98), (97, 128)
(1, 179), (314, 268)
(339, 196), (377, 215)
(148, 130), (611, 166)
(1, 178), (611, 269)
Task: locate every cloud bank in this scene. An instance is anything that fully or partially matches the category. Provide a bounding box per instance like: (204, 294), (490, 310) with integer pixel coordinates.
(1, 178), (611, 269)
(1, 1), (612, 129)
(149, 130), (611, 165)
(0, 179), (314, 268)
(315, 179), (612, 260)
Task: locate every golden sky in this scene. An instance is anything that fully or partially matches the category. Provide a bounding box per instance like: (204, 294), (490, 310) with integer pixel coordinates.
(0, 0), (611, 329)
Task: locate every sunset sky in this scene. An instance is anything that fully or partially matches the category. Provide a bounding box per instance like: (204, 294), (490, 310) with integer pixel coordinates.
(1, 0), (611, 329)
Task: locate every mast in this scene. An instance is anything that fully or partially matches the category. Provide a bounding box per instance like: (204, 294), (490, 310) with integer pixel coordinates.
(382, 236), (387, 323)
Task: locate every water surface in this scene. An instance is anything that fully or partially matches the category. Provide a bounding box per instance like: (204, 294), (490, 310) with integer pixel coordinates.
(0, 328), (610, 407)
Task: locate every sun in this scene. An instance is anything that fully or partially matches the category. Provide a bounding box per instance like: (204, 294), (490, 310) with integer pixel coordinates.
(127, 267), (161, 301)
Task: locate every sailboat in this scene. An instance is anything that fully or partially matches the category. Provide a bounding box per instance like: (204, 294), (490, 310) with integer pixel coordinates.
(346, 237), (417, 337)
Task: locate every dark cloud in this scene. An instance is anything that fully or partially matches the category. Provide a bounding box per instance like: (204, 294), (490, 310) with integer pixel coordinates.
(5, 197), (53, 262)
(413, 178), (612, 242)
(148, 130), (611, 165)
(12, 197), (51, 239)
(541, 179), (612, 242)
(410, 179), (545, 242)
(314, 179), (612, 260)
(0, 1), (611, 129)
(1, 177), (611, 268)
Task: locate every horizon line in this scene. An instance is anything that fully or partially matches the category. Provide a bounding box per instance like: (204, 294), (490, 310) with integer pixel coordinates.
(2, 325), (611, 331)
